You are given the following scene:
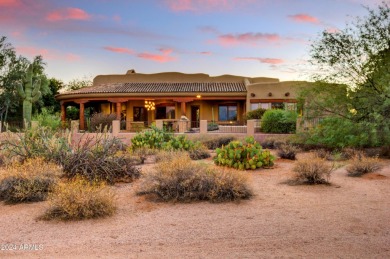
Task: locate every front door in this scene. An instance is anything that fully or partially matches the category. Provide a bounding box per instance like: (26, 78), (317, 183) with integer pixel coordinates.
(191, 106), (200, 128)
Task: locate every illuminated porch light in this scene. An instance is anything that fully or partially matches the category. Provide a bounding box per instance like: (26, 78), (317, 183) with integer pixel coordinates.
(196, 95), (201, 98)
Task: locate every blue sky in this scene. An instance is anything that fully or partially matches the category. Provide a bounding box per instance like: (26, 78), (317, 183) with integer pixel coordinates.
(0, 0), (383, 83)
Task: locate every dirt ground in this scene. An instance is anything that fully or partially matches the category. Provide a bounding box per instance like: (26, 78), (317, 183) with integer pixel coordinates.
(1, 153), (389, 259)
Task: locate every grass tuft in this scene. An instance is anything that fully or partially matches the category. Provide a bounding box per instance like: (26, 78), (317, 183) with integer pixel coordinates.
(42, 177), (116, 221)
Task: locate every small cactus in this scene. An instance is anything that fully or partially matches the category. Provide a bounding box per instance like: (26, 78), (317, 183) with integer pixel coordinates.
(17, 63), (47, 127)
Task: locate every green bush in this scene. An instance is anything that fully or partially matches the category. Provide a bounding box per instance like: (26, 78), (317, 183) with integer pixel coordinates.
(261, 109), (297, 133)
(301, 117), (384, 149)
(214, 136), (275, 170)
(244, 108), (267, 120)
(42, 177), (116, 221)
(0, 158), (61, 204)
(32, 108), (61, 130)
(90, 112), (116, 132)
(137, 154), (253, 202)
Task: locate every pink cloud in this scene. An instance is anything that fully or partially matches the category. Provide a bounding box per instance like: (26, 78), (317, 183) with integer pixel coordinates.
(65, 53), (81, 62)
(137, 48), (176, 63)
(165, 0), (254, 12)
(0, 0), (20, 7)
(46, 7), (91, 22)
(217, 32), (280, 46)
(200, 51), (212, 55)
(235, 57), (285, 64)
(289, 14), (319, 24)
(16, 46), (81, 62)
(104, 46), (134, 55)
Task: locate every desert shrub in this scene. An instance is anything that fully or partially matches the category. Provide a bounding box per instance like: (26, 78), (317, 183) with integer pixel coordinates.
(314, 149), (332, 160)
(292, 157), (334, 184)
(137, 154), (252, 202)
(260, 136), (289, 149)
(129, 147), (158, 164)
(201, 136), (235, 149)
(277, 144), (299, 160)
(42, 177), (116, 221)
(207, 122), (219, 131)
(59, 135), (140, 184)
(244, 108), (267, 120)
(90, 112), (116, 132)
(214, 136), (275, 170)
(261, 109), (297, 133)
(188, 144), (211, 160)
(154, 150), (184, 163)
(0, 158), (61, 204)
(131, 126), (173, 150)
(380, 145), (390, 158)
(346, 155), (383, 177)
(1, 126), (72, 162)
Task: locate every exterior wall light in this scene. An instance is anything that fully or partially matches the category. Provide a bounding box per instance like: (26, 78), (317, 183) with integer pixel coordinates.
(144, 100), (155, 111)
(268, 92), (272, 97)
(285, 92), (290, 97)
(196, 95), (201, 98)
(250, 93), (256, 97)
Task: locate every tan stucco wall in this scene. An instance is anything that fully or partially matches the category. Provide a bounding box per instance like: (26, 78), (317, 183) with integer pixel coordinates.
(246, 81), (311, 111)
(93, 71), (279, 85)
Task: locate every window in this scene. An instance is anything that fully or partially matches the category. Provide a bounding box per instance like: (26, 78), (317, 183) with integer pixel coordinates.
(133, 107), (147, 121)
(156, 106), (175, 119)
(271, 102), (284, 109)
(219, 105), (237, 121)
(251, 103), (270, 110)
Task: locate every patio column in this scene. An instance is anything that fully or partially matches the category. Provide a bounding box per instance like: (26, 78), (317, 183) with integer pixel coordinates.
(181, 102), (186, 116)
(116, 102), (121, 120)
(60, 101), (66, 128)
(75, 100), (88, 131)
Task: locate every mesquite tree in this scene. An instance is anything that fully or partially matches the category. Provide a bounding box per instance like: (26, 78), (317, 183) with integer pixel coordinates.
(298, 1), (390, 146)
(17, 63), (48, 127)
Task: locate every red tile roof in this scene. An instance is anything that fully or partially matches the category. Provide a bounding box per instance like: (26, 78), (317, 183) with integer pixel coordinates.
(60, 82), (247, 95)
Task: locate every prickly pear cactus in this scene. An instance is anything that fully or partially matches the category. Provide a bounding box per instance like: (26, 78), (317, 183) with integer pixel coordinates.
(17, 64), (46, 127)
(214, 136), (275, 170)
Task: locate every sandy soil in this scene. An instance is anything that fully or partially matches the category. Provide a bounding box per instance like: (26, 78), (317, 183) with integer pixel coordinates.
(1, 153), (389, 259)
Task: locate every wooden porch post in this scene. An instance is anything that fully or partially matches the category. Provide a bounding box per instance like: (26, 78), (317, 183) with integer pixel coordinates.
(75, 100), (88, 131)
(181, 102), (186, 116)
(79, 103), (85, 131)
(116, 102), (121, 120)
(60, 101), (66, 128)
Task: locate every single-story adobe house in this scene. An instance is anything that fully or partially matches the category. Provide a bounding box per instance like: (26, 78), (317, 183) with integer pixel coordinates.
(56, 70), (309, 130)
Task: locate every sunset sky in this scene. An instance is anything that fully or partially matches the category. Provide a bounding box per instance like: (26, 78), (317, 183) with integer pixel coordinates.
(0, 0), (383, 83)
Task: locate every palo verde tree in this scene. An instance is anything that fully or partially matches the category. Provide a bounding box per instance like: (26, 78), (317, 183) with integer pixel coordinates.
(17, 59), (49, 127)
(299, 1), (390, 146)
